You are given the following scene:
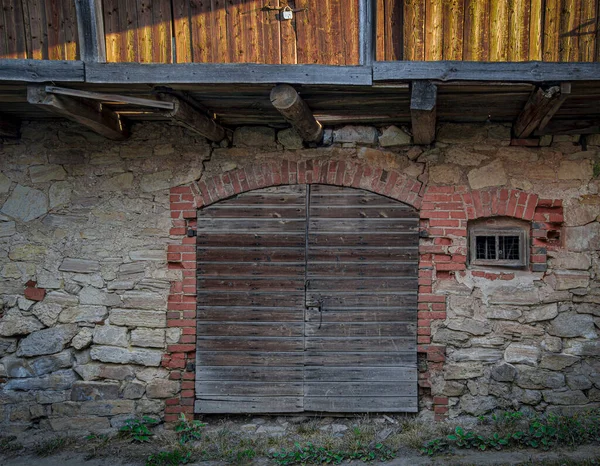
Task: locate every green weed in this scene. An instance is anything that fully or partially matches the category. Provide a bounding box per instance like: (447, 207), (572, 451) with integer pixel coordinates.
(120, 416), (160, 443)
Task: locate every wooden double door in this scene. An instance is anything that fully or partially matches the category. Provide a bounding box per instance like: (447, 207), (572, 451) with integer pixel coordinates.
(195, 184), (418, 413)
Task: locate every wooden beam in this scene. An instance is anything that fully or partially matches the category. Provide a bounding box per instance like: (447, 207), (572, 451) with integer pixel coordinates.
(158, 93), (226, 142)
(0, 116), (20, 138)
(85, 63), (373, 85)
(45, 86), (174, 109)
(410, 81), (437, 145)
(27, 85), (127, 140)
(359, 0), (375, 66)
(74, 0), (106, 63)
(270, 84), (323, 143)
(0, 60), (84, 82)
(513, 84), (570, 139)
(374, 61), (600, 83)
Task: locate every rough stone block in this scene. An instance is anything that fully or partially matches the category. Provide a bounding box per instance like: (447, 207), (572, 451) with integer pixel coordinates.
(378, 125), (411, 147)
(90, 346), (162, 367)
(59, 258), (101, 274)
(515, 365), (565, 390)
(79, 287), (121, 306)
(146, 379), (180, 398)
(447, 318), (491, 336)
(123, 382), (145, 399)
(29, 164), (67, 183)
(451, 348), (503, 362)
(0, 309), (44, 337)
(444, 362), (484, 380)
(4, 369), (78, 391)
(542, 389), (588, 405)
(131, 328), (165, 348)
(1, 184), (48, 222)
(491, 363), (517, 382)
(277, 128), (304, 150)
(31, 303), (63, 327)
(80, 400), (135, 416)
(0, 221), (16, 238)
(49, 416), (111, 433)
(233, 126), (276, 148)
(93, 325), (128, 347)
(121, 291), (166, 310)
(71, 328), (93, 350)
(16, 325), (78, 357)
(429, 164), (462, 185)
(109, 309), (166, 328)
(540, 353), (580, 371)
(548, 312), (596, 338)
(71, 381), (120, 401)
(59, 305), (108, 324)
(504, 343), (540, 366)
(467, 160), (508, 189)
(333, 125), (378, 144)
(521, 303), (558, 323)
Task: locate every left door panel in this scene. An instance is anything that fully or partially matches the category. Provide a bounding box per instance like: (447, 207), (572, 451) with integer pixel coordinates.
(195, 185), (307, 413)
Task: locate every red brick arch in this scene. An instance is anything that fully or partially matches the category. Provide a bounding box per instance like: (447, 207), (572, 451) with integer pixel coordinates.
(188, 159), (424, 210)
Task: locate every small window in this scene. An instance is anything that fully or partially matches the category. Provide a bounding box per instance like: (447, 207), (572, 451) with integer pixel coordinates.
(469, 221), (528, 268)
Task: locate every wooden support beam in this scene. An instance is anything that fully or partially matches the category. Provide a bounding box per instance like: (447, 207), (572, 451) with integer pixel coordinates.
(27, 85), (127, 140)
(0, 59), (84, 82)
(75, 0), (106, 63)
(410, 81), (437, 145)
(534, 119), (600, 136)
(45, 86), (174, 109)
(158, 94), (226, 142)
(270, 84), (323, 143)
(0, 116), (20, 138)
(514, 83), (570, 139)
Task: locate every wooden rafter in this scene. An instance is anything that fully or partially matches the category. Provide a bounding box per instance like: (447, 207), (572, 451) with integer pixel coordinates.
(27, 85), (128, 140)
(270, 84), (323, 143)
(410, 81), (437, 145)
(514, 83), (571, 139)
(45, 86), (174, 110)
(157, 93), (226, 142)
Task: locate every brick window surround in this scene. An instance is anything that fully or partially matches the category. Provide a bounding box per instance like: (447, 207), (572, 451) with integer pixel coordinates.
(165, 159), (563, 422)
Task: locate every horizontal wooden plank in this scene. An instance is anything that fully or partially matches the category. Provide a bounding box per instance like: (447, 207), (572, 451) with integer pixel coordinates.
(305, 336), (416, 352)
(197, 308), (304, 322)
(308, 232), (419, 247)
(304, 322), (416, 337)
(305, 351), (417, 366)
(307, 262), (418, 277)
(304, 396), (418, 412)
(310, 206), (418, 218)
(307, 277), (418, 292)
(307, 248), (418, 261)
(197, 278), (305, 292)
(196, 382), (303, 396)
(197, 248), (304, 262)
(198, 234), (306, 248)
(196, 219), (306, 232)
(305, 309), (417, 323)
(304, 382), (417, 397)
(197, 366), (303, 382)
(0, 60), (85, 83)
(86, 63), (374, 85)
(309, 219), (419, 232)
(197, 293), (304, 307)
(198, 263), (305, 277)
(197, 351), (303, 366)
(307, 292), (417, 309)
(304, 367), (417, 382)
(197, 337), (304, 352)
(196, 396), (303, 413)
(199, 206), (306, 218)
(197, 322), (304, 337)
(373, 61), (600, 83)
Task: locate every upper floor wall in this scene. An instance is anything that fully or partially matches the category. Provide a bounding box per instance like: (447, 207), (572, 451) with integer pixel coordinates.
(0, 0), (598, 64)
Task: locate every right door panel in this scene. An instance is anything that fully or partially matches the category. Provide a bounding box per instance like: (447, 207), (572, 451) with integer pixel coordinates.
(304, 184), (419, 412)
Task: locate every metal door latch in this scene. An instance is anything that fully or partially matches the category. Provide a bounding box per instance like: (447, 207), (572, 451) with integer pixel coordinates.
(306, 298), (324, 328)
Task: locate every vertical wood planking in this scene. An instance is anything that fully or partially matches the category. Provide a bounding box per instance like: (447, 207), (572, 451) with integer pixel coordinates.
(442, 0), (464, 60)
(190, 0), (213, 62)
(508, 0), (531, 61)
(281, 0), (298, 64)
(375, 0), (385, 60)
(123, 0), (139, 62)
(62, 0), (79, 59)
(152, 0), (173, 62)
(23, 0), (47, 59)
(257, 0), (280, 64)
(172, 0), (192, 62)
(1, 0), (27, 58)
(294, 0), (315, 63)
(578, 0), (597, 61)
(136, 0), (153, 62)
(212, 0), (227, 62)
(529, 0), (543, 60)
(404, 0), (425, 60)
(102, 0), (119, 62)
(463, 0), (490, 60)
(560, 0), (581, 62)
(425, 0), (443, 60)
(342, 0), (360, 64)
(489, 0), (509, 61)
(543, 0), (560, 60)
(384, 0), (404, 60)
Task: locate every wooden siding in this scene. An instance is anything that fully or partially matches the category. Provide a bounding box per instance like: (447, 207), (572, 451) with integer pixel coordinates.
(0, 0), (79, 59)
(376, 0), (600, 61)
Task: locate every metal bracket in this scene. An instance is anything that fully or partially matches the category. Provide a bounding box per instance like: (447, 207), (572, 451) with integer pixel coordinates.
(187, 229), (197, 237)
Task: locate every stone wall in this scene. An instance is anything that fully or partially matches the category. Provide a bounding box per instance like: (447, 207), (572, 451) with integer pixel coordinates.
(0, 120), (599, 431)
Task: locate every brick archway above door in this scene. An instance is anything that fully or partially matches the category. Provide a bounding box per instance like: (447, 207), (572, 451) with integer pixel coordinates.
(183, 159), (425, 213)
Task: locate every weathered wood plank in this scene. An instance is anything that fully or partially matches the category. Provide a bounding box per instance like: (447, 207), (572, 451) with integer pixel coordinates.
(442, 0), (464, 60)
(196, 397), (303, 413)
(196, 293), (304, 307)
(198, 234), (306, 248)
(489, 0), (509, 61)
(403, 0), (425, 60)
(198, 248), (305, 262)
(425, 0), (443, 61)
(508, 0), (530, 61)
(198, 263), (306, 277)
(309, 205), (417, 218)
(308, 232), (419, 247)
(373, 61), (600, 82)
(463, 0), (490, 60)
(309, 218), (419, 232)
(529, 0), (543, 60)
(75, 0), (106, 62)
(0, 59), (84, 82)
(201, 205), (305, 218)
(198, 278), (305, 292)
(307, 277), (418, 292)
(305, 382), (417, 396)
(197, 382), (303, 396)
(305, 351), (417, 366)
(197, 366), (303, 382)
(304, 396), (417, 412)
(2, 0), (27, 58)
(514, 84), (570, 138)
(579, 0), (598, 62)
(543, 0), (560, 61)
(304, 322), (416, 337)
(305, 336), (416, 352)
(304, 367), (417, 382)
(197, 219), (307, 232)
(197, 322), (304, 337)
(410, 80), (437, 144)
(45, 86), (174, 109)
(86, 63), (373, 85)
(307, 292), (417, 309)
(307, 248), (418, 261)
(197, 351), (303, 366)
(197, 308), (304, 322)
(196, 337), (304, 352)
(305, 309), (417, 323)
